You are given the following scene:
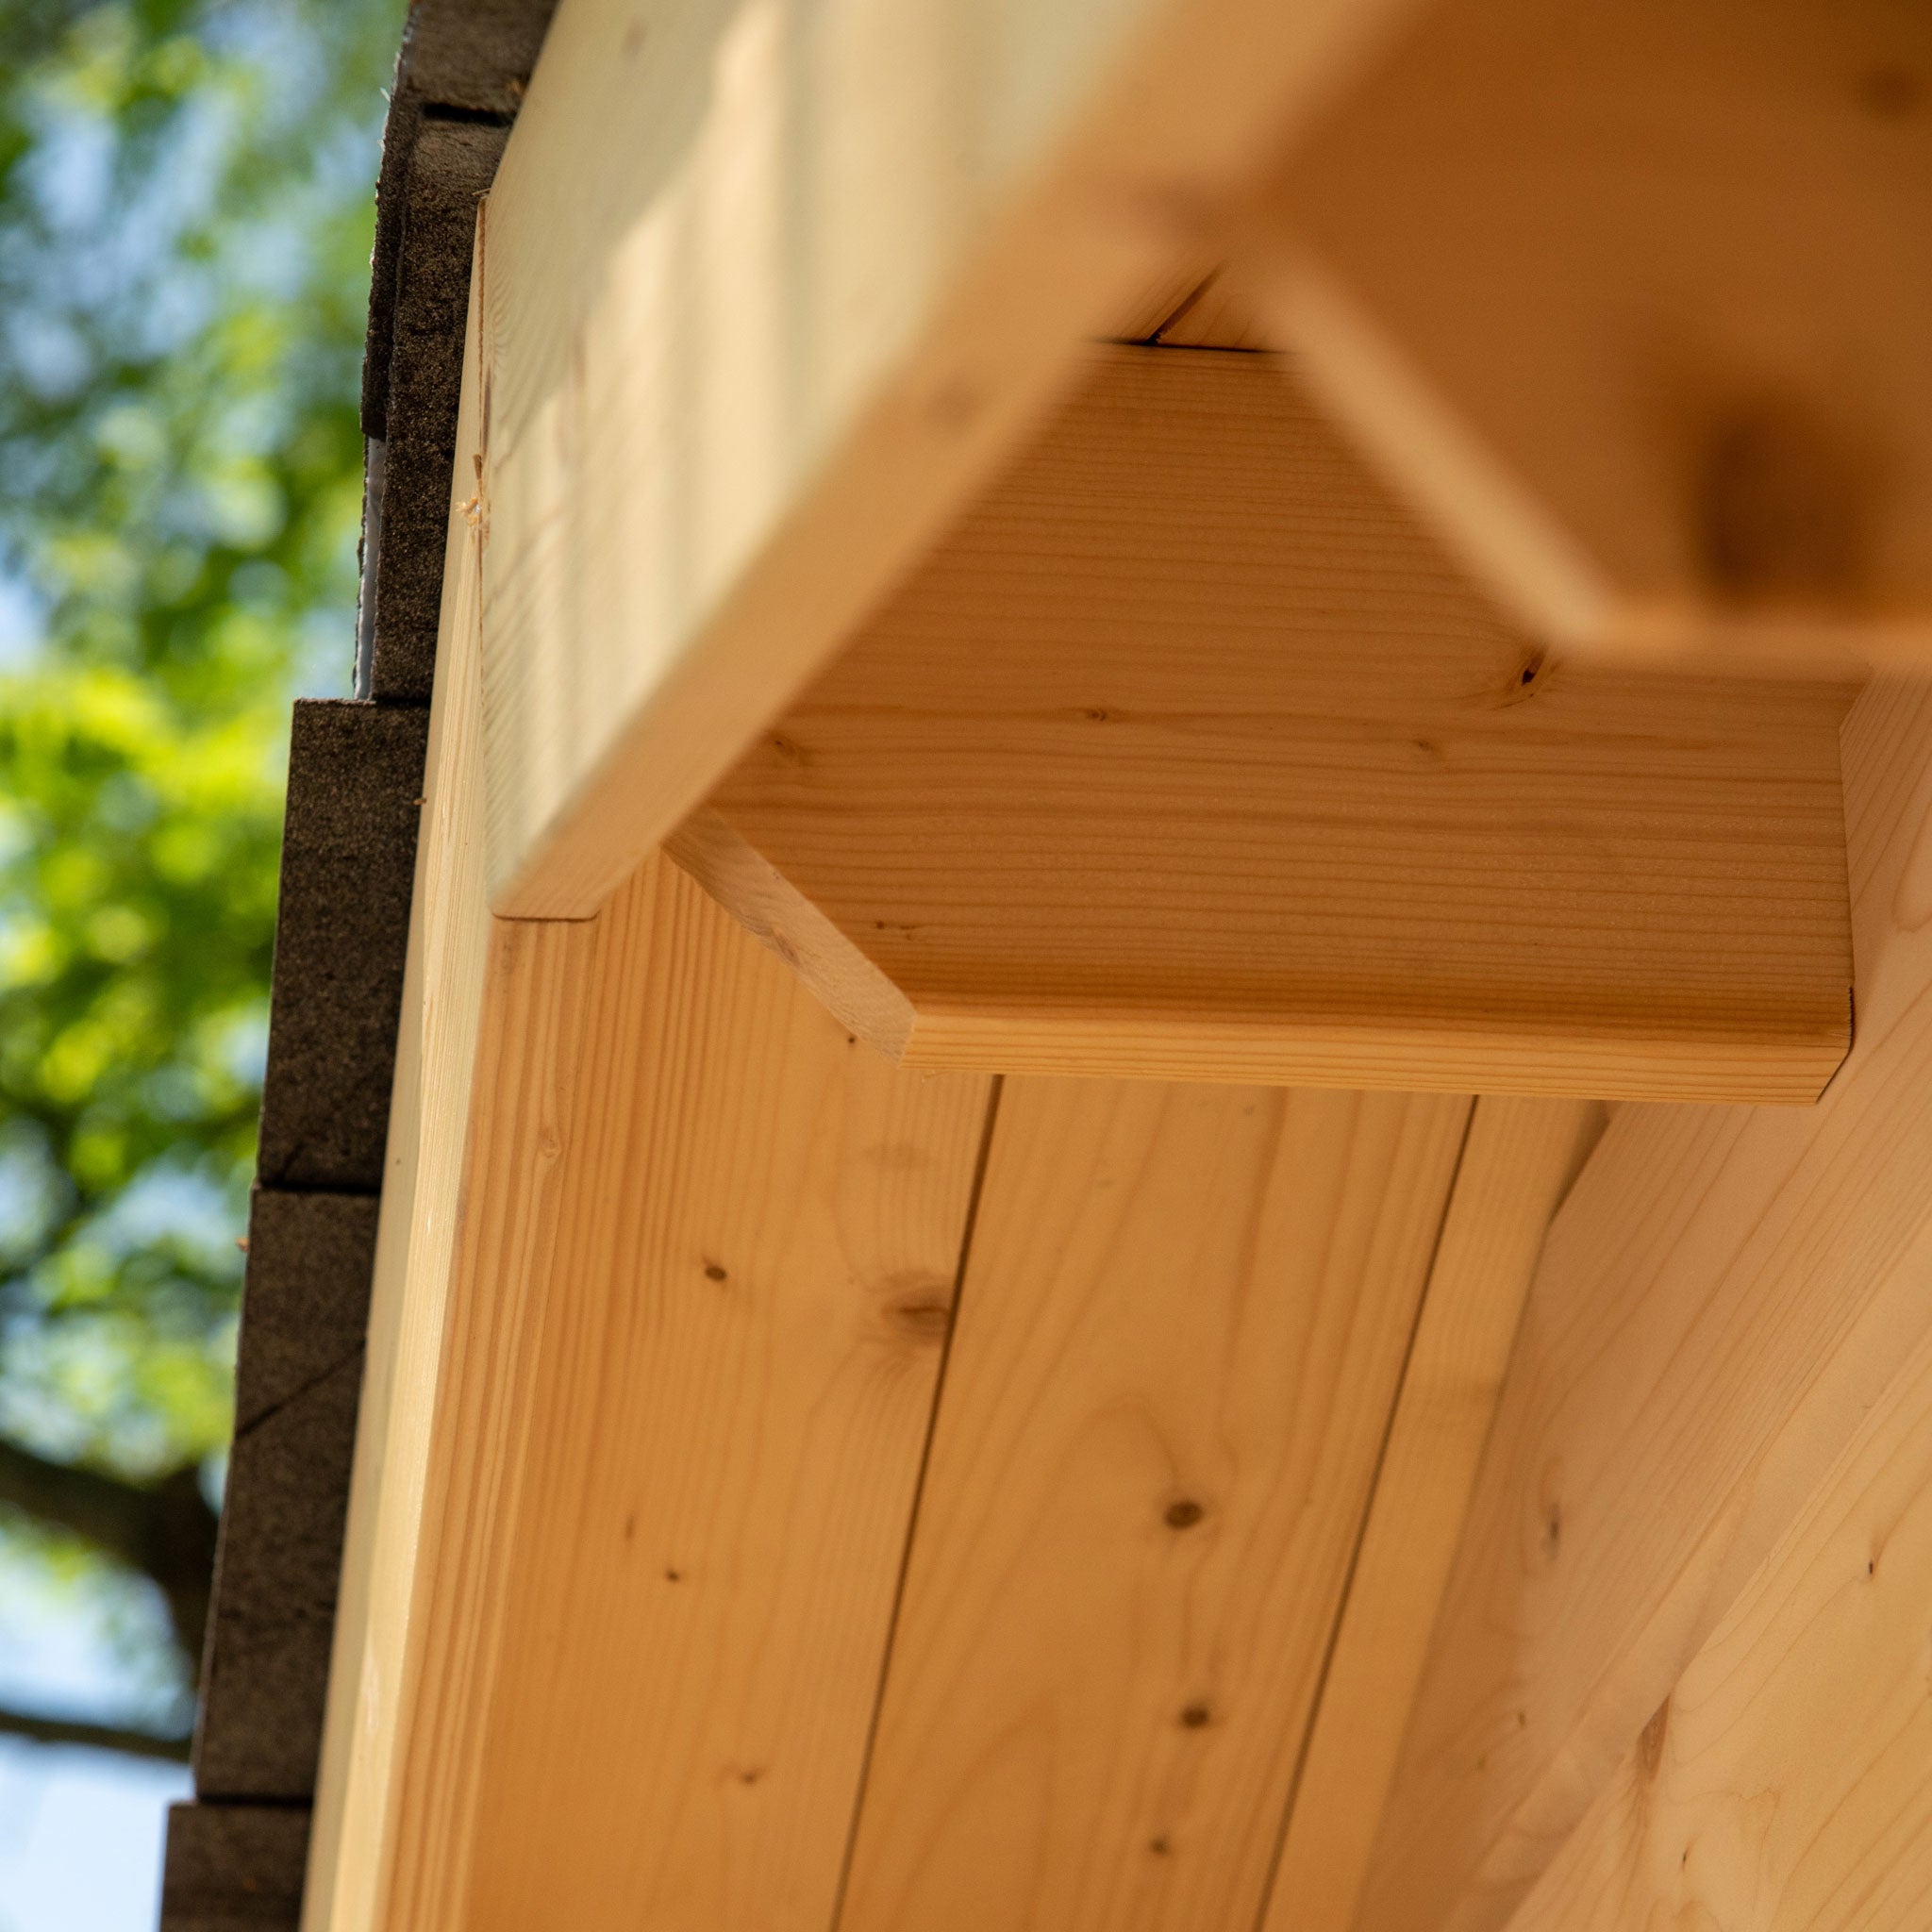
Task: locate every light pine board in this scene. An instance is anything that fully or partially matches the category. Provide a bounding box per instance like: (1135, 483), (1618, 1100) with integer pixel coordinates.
(1354, 674), (1932, 1932)
(303, 245), (555, 1932)
(1259, 1094), (1606, 1932)
(835, 1079), (1472, 1932)
(695, 346), (1856, 1102)
(475, 0), (1431, 916)
(366, 910), (599, 1932)
(1250, 0), (1932, 664)
(1511, 1309), (1932, 1932)
(386, 854), (993, 1932)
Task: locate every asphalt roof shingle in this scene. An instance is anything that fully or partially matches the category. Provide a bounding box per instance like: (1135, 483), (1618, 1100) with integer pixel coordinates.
(158, 5), (558, 1922)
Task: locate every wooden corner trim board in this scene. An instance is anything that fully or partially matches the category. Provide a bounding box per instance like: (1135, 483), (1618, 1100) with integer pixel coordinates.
(303, 240), (497, 1932)
(1348, 673), (1932, 1932)
(472, 0), (1436, 921)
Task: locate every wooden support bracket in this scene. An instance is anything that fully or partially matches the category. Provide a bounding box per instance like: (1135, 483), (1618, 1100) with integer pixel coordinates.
(675, 345), (1857, 1104)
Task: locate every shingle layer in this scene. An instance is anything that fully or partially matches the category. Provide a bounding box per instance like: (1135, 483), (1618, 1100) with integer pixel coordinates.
(158, 3), (557, 1923)
(192, 1191), (378, 1803)
(361, 121), (507, 702)
(160, 1804), (312, 1932)
(254, 702), (427, 1192)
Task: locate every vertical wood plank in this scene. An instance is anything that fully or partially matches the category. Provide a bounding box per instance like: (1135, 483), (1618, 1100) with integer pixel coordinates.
(1259, 1094), (1606, 1932)
(836, 1079), (1472, 1932)
(385, 855), (994, 1932)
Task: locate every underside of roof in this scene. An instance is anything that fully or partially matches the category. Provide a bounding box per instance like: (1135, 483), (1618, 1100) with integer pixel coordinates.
(150, 1), (1932, 1925)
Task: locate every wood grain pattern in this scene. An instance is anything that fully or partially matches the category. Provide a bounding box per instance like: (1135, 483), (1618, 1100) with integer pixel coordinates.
(696, 346), (1857, 1103)
(664, 805), (917, 1058)
(1353, 673), (1932, 1932)
(362, 911), (598, 1931)
(1251, 0), (1932, 664)
(835, 1079), (1472, 1932)
(384, 854), (993, 1932)
(475, 0), (1431, 917)
(1259, 1094), (1606, 1932)
(1510, 1311), (1932, 1932)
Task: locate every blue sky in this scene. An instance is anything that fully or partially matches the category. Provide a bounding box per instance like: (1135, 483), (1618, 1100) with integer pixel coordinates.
(0, 1528), (190, 1927)
(0, 1741), (184, 1930)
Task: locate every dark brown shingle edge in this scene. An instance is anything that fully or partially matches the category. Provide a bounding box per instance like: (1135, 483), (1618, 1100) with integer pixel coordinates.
(158, 5), (557, 1924)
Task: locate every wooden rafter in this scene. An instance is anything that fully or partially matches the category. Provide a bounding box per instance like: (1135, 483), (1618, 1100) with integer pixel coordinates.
(306, 259), (510, 1932)
(470, 0), (1431, 919)
(1242, 0), (1932, 667)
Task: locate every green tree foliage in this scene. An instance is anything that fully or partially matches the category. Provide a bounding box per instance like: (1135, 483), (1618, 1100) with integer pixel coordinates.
(0, 0), (401, 1740)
